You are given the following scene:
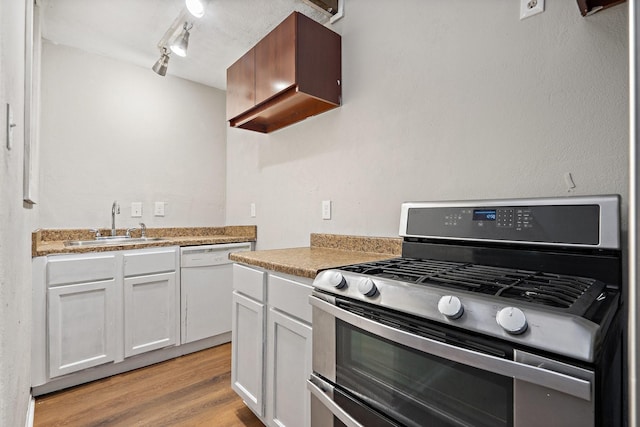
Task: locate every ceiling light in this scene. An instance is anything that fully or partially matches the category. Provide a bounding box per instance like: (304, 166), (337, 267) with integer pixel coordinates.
(170, 22), (192, 57)
(185, 0), (206, 18)
(152, 48), (170, 76)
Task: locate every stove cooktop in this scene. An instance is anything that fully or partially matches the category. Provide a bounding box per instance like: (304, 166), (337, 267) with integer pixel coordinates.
(338, 257), (606, 316)
(313, 256), (619, 362)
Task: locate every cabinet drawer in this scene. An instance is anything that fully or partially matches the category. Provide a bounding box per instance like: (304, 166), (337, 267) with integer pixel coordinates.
(47, 254), (116, 287)
(233, 264), (266, 302)
(123, 247), (177, 277)
(268, 274), (313, 324)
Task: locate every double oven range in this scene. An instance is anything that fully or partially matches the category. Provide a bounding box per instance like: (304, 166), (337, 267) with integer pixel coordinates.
(308, 196), (623, 427)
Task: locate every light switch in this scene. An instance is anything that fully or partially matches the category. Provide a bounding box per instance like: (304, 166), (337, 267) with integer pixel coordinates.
(154, 201), (165, 217)
(250, 203), (256, 218)
(131, 202), (142, 217)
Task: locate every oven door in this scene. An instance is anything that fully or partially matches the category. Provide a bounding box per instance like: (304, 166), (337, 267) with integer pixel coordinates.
(309, 293), (596, 427)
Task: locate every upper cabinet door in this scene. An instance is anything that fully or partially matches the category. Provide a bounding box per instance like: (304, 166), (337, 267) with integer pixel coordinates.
(227, 47), (256, 121)
(255, 13), (296, 105)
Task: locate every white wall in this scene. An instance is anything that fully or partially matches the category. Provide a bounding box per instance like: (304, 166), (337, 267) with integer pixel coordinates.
(226, 0), (629, 250)
(0, 0), (35, 425)
(39, 42), (227, 229)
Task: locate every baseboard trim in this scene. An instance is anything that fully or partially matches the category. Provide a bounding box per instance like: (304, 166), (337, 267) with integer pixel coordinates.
(25, 395), (35, 427)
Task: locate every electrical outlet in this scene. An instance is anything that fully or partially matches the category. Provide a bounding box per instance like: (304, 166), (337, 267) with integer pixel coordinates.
(322, 200), (332, 220)
(154, 201), (165, 217)
(131, 202), (143, 217)
(520, 0), (544, 20)
(250, 203), (256, 218)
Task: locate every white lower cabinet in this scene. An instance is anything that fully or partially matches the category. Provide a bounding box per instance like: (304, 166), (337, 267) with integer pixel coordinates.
(48, 279), (118, 378)
(45, 252), (119, 378)
(122, 246), (179, 358)
(232, 264), (313, 427)
(232, 290), (266, 416)
(33, 247), (180, 389)
(124, 272), (177, 357)
(266, 308), (312, 427)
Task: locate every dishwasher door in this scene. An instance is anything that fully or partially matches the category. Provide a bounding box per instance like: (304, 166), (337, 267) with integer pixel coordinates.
(181, 243), (251, 344)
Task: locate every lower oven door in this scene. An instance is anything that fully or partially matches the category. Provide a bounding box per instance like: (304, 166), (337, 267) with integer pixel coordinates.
(309, 293), (596, 427)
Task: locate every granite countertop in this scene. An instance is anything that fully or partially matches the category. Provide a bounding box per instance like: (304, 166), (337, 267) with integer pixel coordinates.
(32, 226), (257, 257)
(229, 233), (402, 279)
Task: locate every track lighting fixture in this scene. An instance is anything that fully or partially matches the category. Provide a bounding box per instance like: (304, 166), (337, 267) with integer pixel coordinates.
(152, 47), (170, 76)
(151, 1), (205, 76)
(170, 22), (192, 57)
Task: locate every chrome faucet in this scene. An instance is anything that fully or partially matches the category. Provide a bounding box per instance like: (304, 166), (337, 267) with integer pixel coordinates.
(111, 200), (120, 236)
(139, 222), (147, 238)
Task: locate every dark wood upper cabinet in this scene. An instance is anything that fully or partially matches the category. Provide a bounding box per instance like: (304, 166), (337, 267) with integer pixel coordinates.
(226, 48), (256, 121)
(226, 12), (341, 133)
(576, 0), (626, 16)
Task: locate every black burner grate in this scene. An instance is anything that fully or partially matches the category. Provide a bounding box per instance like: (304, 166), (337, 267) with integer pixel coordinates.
(339, 258), (604, 312)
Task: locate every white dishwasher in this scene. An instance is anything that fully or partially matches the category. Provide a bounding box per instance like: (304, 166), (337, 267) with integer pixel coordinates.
(180, 242), (252, 344)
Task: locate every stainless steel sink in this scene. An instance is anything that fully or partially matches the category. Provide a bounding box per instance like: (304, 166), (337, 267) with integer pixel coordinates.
(64, 237), (167, 247)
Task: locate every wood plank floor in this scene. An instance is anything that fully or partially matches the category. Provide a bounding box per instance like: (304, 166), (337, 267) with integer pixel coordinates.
(34, 343), (264, 427)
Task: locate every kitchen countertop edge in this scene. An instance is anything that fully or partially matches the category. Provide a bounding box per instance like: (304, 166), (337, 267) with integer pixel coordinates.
(230, 234), (402, 279)
(32, 226), (257, 257)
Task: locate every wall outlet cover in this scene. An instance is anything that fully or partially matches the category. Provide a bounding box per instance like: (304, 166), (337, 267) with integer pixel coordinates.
(154, 201), (165, 217)
(322, 200), (332, 220)
(520, 0), (544, 20)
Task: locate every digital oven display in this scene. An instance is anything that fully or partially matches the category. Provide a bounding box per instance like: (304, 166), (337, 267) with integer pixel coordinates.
(473, 209), (496, 221)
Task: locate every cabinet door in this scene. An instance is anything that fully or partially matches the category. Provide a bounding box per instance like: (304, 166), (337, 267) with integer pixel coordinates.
(124, 272), (177, 357)
(266, 308), (312, 427)
(227, 48), (256, 120)
(182, 264), (233, 344)
(48, 280), (118, 378)
(254, 12), (296, 104)
(231, 291), (266, 417)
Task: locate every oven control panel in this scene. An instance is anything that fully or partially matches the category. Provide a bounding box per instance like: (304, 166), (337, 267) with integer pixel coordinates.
(400, 195), (620, 248)
(408, 205), (599, 244)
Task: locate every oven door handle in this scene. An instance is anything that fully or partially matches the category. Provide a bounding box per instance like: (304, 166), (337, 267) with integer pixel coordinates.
(307, 373), (365, 427)
(310, 295), (593, 402)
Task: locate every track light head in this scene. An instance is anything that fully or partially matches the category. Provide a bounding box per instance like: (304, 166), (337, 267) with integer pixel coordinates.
(186, 0), (206, 18)
(152, 48), (170, 76)
(170, 22), (191, 57)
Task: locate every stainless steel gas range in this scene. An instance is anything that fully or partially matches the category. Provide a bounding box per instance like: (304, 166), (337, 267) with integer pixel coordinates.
(308, 196), (623, 427)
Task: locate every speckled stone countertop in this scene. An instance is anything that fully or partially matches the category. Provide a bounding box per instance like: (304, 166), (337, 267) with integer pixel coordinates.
(229, 233), (402, 279)
(32, 226), (257, 257)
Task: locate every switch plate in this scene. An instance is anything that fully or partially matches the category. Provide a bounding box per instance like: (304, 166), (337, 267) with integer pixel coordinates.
(154, 202), (165, 217)
(520, 0), (544, 20)
(131, 202), (142, 217)
(250, 203), (256, 218)
(6, 103), (14, 150)
(322, 200), (332, 220)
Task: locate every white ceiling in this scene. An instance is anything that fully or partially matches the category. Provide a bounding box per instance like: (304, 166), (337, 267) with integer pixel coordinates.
(39, 0), (332, 90)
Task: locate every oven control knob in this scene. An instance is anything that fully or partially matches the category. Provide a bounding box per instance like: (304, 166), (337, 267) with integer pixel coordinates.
(358, 278), (377, 297)
(438, 296), (464, 319)
(326, 271), (346, 289)
(496, 307), (528, 334)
